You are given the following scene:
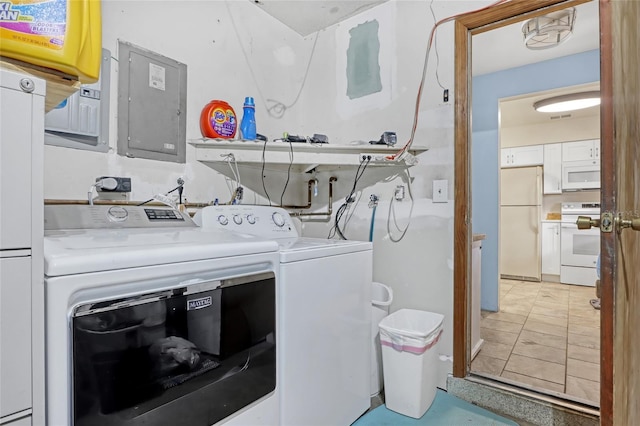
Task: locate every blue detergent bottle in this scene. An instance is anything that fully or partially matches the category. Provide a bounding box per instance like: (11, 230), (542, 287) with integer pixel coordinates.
(240, 97), (257, 140)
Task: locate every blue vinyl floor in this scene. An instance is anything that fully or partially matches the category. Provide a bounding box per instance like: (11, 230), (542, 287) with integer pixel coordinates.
(353, 390), (518, 426)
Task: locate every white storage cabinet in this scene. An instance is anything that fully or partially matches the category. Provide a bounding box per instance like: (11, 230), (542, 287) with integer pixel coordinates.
(501, 145), (544, 168)
(1, 68), (45, 425)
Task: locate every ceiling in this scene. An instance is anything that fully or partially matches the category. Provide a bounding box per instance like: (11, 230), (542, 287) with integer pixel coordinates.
(472, 1), (600, 128)
(472, 1), (600, 77)
(252, 0), (388, 36)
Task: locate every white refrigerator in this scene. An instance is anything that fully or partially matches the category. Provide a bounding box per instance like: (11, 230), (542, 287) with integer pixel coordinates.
(500, 166), (542, 281)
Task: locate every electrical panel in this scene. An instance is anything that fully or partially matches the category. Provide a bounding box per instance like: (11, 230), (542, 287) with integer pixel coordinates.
(117, 41), (187, 163)
(44, 49), (111, 152)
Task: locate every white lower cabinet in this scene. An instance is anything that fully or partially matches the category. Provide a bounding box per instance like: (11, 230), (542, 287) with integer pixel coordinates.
(541, 222), (561, 277)
(0, 256), (32, 419)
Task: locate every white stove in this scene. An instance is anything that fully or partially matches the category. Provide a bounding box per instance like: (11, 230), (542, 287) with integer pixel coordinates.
(560, 202), (601, 286)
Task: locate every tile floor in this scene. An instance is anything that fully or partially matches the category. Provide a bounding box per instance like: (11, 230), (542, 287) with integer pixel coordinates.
(471, 279), (600, 406)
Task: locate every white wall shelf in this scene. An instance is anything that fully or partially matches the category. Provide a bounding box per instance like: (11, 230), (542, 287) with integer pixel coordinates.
(190, 139), (428, 174)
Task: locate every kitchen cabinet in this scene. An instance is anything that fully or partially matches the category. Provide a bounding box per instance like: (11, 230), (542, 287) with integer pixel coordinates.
(562, 139), (600, 162)
(541, 221), (561, 277)
(543, 143), (562, 194)
(500, 145), (544, 168)
(0, 68), (45, 425)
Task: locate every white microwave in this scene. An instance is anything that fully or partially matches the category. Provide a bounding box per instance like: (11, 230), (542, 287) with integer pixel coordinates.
(562, 160), (601, 190)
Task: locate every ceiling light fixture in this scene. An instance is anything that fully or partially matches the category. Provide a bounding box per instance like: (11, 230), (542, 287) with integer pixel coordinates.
(533, 91), (601, 113)
(522, 8), (576, 50)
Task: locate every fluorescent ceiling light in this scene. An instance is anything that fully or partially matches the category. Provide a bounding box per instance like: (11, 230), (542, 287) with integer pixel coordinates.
(533, 91), (601, 113)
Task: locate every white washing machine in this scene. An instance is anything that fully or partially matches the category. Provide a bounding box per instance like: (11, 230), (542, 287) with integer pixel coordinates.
(44, 205), (280, 426)
(194, 205), (373, 426)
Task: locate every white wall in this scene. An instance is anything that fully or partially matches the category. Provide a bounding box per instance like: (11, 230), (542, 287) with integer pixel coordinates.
(43, 0), (498, 389)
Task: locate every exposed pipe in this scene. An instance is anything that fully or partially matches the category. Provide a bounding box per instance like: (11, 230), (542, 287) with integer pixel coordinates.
(280, 179), (316, 209)
(290, 177), (337, 220)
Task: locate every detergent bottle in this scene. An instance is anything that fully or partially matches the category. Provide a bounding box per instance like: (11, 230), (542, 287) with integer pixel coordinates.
(240, 96), (256, 140)
(0, 0), (102, 83)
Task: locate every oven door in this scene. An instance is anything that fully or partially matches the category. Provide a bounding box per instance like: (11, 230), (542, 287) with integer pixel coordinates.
(560, 218), (600, 268)
(562, 161), (600, 190)
(72, 271), (276, 426)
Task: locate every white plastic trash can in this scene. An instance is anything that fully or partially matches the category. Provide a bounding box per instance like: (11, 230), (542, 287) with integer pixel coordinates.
(371, 282), (393, 396)
(379, 309), (444, 419)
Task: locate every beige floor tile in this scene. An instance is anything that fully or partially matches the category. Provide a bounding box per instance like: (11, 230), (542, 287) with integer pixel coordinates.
(569, 315), (601, 329)
(500, 304), (533, 317)
(568, 344), (600, 364)
(537, 288), (570, 299)
(477, 340), (514, 361)
(528, 313), (568, 327)
(535, 299), (569, 310)
(504, 354), (565, 385)
(523, 319), (567, 338)
(501, 371), (565, 394)
(471, 355), (506, 376)
(518, 329), (567, 350)
(540, 281), (571, 292)
(566, 376), (600, 405)
(483, 311), (527, 325)
(480, 318), (524, 333)
(512, 341), (566, 365)
(481, 328), (519, 346)
(568, 332), (600, 350)
(530, 305), (568, 319)
(567, 358), (600, 382)
(568, 323), (601, 337)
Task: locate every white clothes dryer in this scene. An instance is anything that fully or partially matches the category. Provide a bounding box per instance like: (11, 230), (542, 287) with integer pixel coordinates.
(194, 205), (373, 426)
(44, 205), (280, 426)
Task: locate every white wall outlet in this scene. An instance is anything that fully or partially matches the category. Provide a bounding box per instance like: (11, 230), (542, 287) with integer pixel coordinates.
(433, 180), (448, 203)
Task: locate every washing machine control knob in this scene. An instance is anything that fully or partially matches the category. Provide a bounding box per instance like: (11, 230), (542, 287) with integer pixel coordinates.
(246, 214), (256, 225)
(272, 212), (285, 227)
(233, 215), (243, 225)
(217, 215), (229, 225)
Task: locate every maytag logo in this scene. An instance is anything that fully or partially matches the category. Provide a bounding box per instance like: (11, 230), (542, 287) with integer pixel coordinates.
(187, 296), (212, 311)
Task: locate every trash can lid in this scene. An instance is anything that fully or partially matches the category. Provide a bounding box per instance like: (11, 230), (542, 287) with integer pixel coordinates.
(378, 309), (444, 339)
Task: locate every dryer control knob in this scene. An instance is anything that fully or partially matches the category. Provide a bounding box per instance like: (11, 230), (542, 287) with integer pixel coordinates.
(247, 214), (256, 225)
(272, 212), (285, 227)
(233, 215), (243, 225)
(218, 215), (229, 225)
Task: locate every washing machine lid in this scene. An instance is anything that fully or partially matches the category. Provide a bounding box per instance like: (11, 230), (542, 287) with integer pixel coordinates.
(276, 237), (372, 263)
(44, 227), (278, 277)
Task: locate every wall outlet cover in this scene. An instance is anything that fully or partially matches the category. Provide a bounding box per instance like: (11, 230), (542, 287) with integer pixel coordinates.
(433, 180), (448, 203)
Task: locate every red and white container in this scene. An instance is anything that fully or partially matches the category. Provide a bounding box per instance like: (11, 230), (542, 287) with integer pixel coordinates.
(379, 309), (444, 418)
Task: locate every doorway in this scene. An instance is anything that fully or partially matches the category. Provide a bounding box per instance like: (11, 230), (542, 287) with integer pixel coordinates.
(471, 84), (602, 405)
(451, 0), (603, 416)
(454, 1), (640, 424)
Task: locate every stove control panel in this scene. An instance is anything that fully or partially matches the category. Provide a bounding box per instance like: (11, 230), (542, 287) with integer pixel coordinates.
(193, 205), (299, 238)
(45, 205), (194, 230)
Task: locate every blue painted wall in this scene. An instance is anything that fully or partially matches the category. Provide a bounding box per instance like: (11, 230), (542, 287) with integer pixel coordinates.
(472, 49), (600, 311)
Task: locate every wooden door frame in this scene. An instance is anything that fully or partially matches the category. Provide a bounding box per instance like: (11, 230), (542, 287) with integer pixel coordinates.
(452, 0), (610, 418)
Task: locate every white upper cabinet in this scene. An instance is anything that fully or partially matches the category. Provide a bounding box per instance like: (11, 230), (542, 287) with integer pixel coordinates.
(562, 139), (600, 162)
(543, 143), (562, 194)
(501, 145), (544, 168)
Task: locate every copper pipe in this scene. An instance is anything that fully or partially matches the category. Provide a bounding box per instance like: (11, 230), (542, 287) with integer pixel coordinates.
(289, 177), (337, 219)
(280, 179), (315, 209)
